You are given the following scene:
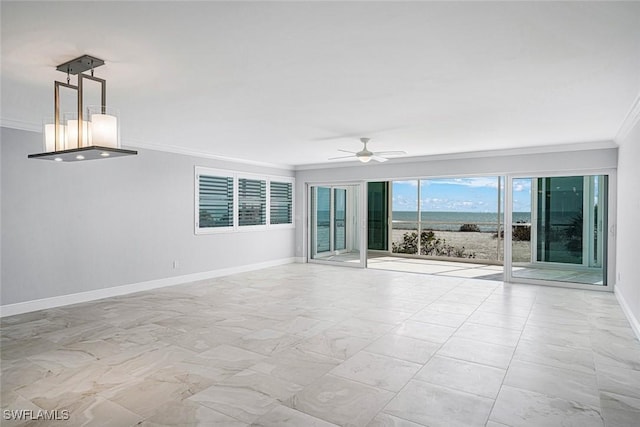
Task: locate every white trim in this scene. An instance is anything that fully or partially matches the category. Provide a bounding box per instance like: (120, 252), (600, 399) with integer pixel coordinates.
(615, 91), (640, 142)
(1, 118), (41, 132)
(128, 139), (294, 170)
(615, 286), (640, 341)
(294, 140), (618, 171)
(0, 258), (296, 318)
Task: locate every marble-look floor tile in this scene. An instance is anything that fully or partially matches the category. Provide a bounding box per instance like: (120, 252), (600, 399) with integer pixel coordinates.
(437, 337), (515, 369)
(355, 308), (414, 325)
(490, 385), (604, 427)
(504, 360), (600, 408)
(218, 369), (304, 403)
(513, 338), (596, 375)
(384, 380), (493, 427)
(456, 322), (521, 346)
(161, 326), (242, 353)
(141, 401), (249, 426)
(424, 301), (479, 316)
(285, 374), (394, 427)
(188, 383), (278, 423)
(366, 413), (425, 427)
(271, 316), (334, 338)
(251, 404), (339, 427)
(414, 355), (505, 399)
(295, 330), (372, 360)
(599, 391), (640, 427)
(330, 318), (396, 340)
(2, 263), (639, 426)
(330, 351), (422, 392)
(186, 344), (266, 376)
(103, 377), (193, 418)
(595, 364), (640, 399)
(365, 334), (439, 364)
(591, 329), (640, 371)
(250, 347), (342, 386)
(13, 363), (137, 412)
(235, 329), (301, 356)
(466, 310), (527, 331)
(393, 320), (456, 344)
(520, 324), (591, 349)
(409, 309), (468, 328)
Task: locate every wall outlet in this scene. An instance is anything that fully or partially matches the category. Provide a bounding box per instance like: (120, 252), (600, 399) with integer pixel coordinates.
(173, 260), (179, 269)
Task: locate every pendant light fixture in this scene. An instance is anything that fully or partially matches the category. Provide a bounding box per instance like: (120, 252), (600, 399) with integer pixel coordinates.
(28, 55), (137, 162)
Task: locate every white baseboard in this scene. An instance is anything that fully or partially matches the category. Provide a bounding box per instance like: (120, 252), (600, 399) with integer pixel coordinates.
(0, 258), (296, 318)
(615, 285), (640, 341)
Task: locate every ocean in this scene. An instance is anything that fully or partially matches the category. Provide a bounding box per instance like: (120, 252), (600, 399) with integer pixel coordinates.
(392, 211), (531, 232)
(315, 211), (531, 232)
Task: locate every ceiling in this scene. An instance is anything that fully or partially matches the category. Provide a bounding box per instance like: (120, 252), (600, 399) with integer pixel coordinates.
(2, 1), (640, 168)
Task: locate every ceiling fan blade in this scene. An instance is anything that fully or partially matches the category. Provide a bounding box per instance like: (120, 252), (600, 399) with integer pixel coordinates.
(373, 150), (407, 156)
(337, 149), (357, 154)
(328, 155), (356, 160)
(371, 155), (389, 163)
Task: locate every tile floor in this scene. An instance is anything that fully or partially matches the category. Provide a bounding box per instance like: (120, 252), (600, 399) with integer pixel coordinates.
(1, 263), (639, 426)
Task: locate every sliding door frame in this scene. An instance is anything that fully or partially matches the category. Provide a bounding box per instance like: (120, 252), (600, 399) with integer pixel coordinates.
(307, 181), (367, 268)
(504, 168), (617, 292)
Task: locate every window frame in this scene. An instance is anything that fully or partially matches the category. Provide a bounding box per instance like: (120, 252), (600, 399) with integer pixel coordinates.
(195, 167), (294, 235)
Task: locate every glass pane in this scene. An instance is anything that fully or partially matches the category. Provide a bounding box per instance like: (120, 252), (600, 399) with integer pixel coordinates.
(536, 176), (583, 264)
(391, 181), (418, 254)
(334, 188), (346, 251)
(316, 187), (331, 253)
(419, 177), (502, 261)
(367, 182), (388, 250)
(199, 175), (233, 228)
(511, 175), (607, 286)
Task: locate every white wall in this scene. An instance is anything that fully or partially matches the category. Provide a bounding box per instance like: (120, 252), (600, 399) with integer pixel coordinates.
(615, 113), (640, 336)
(1, 127), (295, 311)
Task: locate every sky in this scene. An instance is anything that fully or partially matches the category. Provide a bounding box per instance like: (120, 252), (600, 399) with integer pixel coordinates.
(392, 177), (532, 212)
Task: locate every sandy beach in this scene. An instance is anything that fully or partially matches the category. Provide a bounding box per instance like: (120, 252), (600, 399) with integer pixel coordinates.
(391, 229), (531, 262)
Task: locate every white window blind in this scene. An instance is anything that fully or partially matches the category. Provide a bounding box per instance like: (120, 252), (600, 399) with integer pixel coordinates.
(270, 181), (293, 225)
(198, 175), (234, 228)
(238, 178), (266, 226)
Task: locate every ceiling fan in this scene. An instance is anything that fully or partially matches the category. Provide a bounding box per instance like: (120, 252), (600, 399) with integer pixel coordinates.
(329, 137), (406, 163)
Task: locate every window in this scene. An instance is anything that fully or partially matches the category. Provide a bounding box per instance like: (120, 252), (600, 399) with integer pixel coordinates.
(198, 174), (233, 229)
(195, 167), (294, 233)
(239, 178), (266, 226)
(270, 181), (293, 225)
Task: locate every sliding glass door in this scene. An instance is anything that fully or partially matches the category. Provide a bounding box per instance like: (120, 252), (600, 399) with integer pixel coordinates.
(310, 184), (364, 266)
(507, 174), (610, 286)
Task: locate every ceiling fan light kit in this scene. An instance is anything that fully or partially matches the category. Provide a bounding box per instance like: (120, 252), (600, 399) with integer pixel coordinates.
(329, 137), (405, 163)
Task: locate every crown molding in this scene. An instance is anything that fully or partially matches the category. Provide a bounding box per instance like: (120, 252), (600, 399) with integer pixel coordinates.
(616, 92), (640, 142)
(128, 140), (295, 171)
(0, 120), (294, 171)
(294, 140), (618, 171)
(0, 117), (41, 133)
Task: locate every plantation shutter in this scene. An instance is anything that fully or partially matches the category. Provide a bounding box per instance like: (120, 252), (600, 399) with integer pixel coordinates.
(239, 178), (266, 226)
(270, 181), (293, 225)
(198, 175), (234, 228)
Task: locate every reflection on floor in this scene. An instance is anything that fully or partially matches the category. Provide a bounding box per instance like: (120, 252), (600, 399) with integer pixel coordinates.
(1, 263), (638, 426)
(313, 251), (362, 263)
(368, 255), (605, 286)
(368, 255), (504, 280)
(512, 265), (604, 285)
